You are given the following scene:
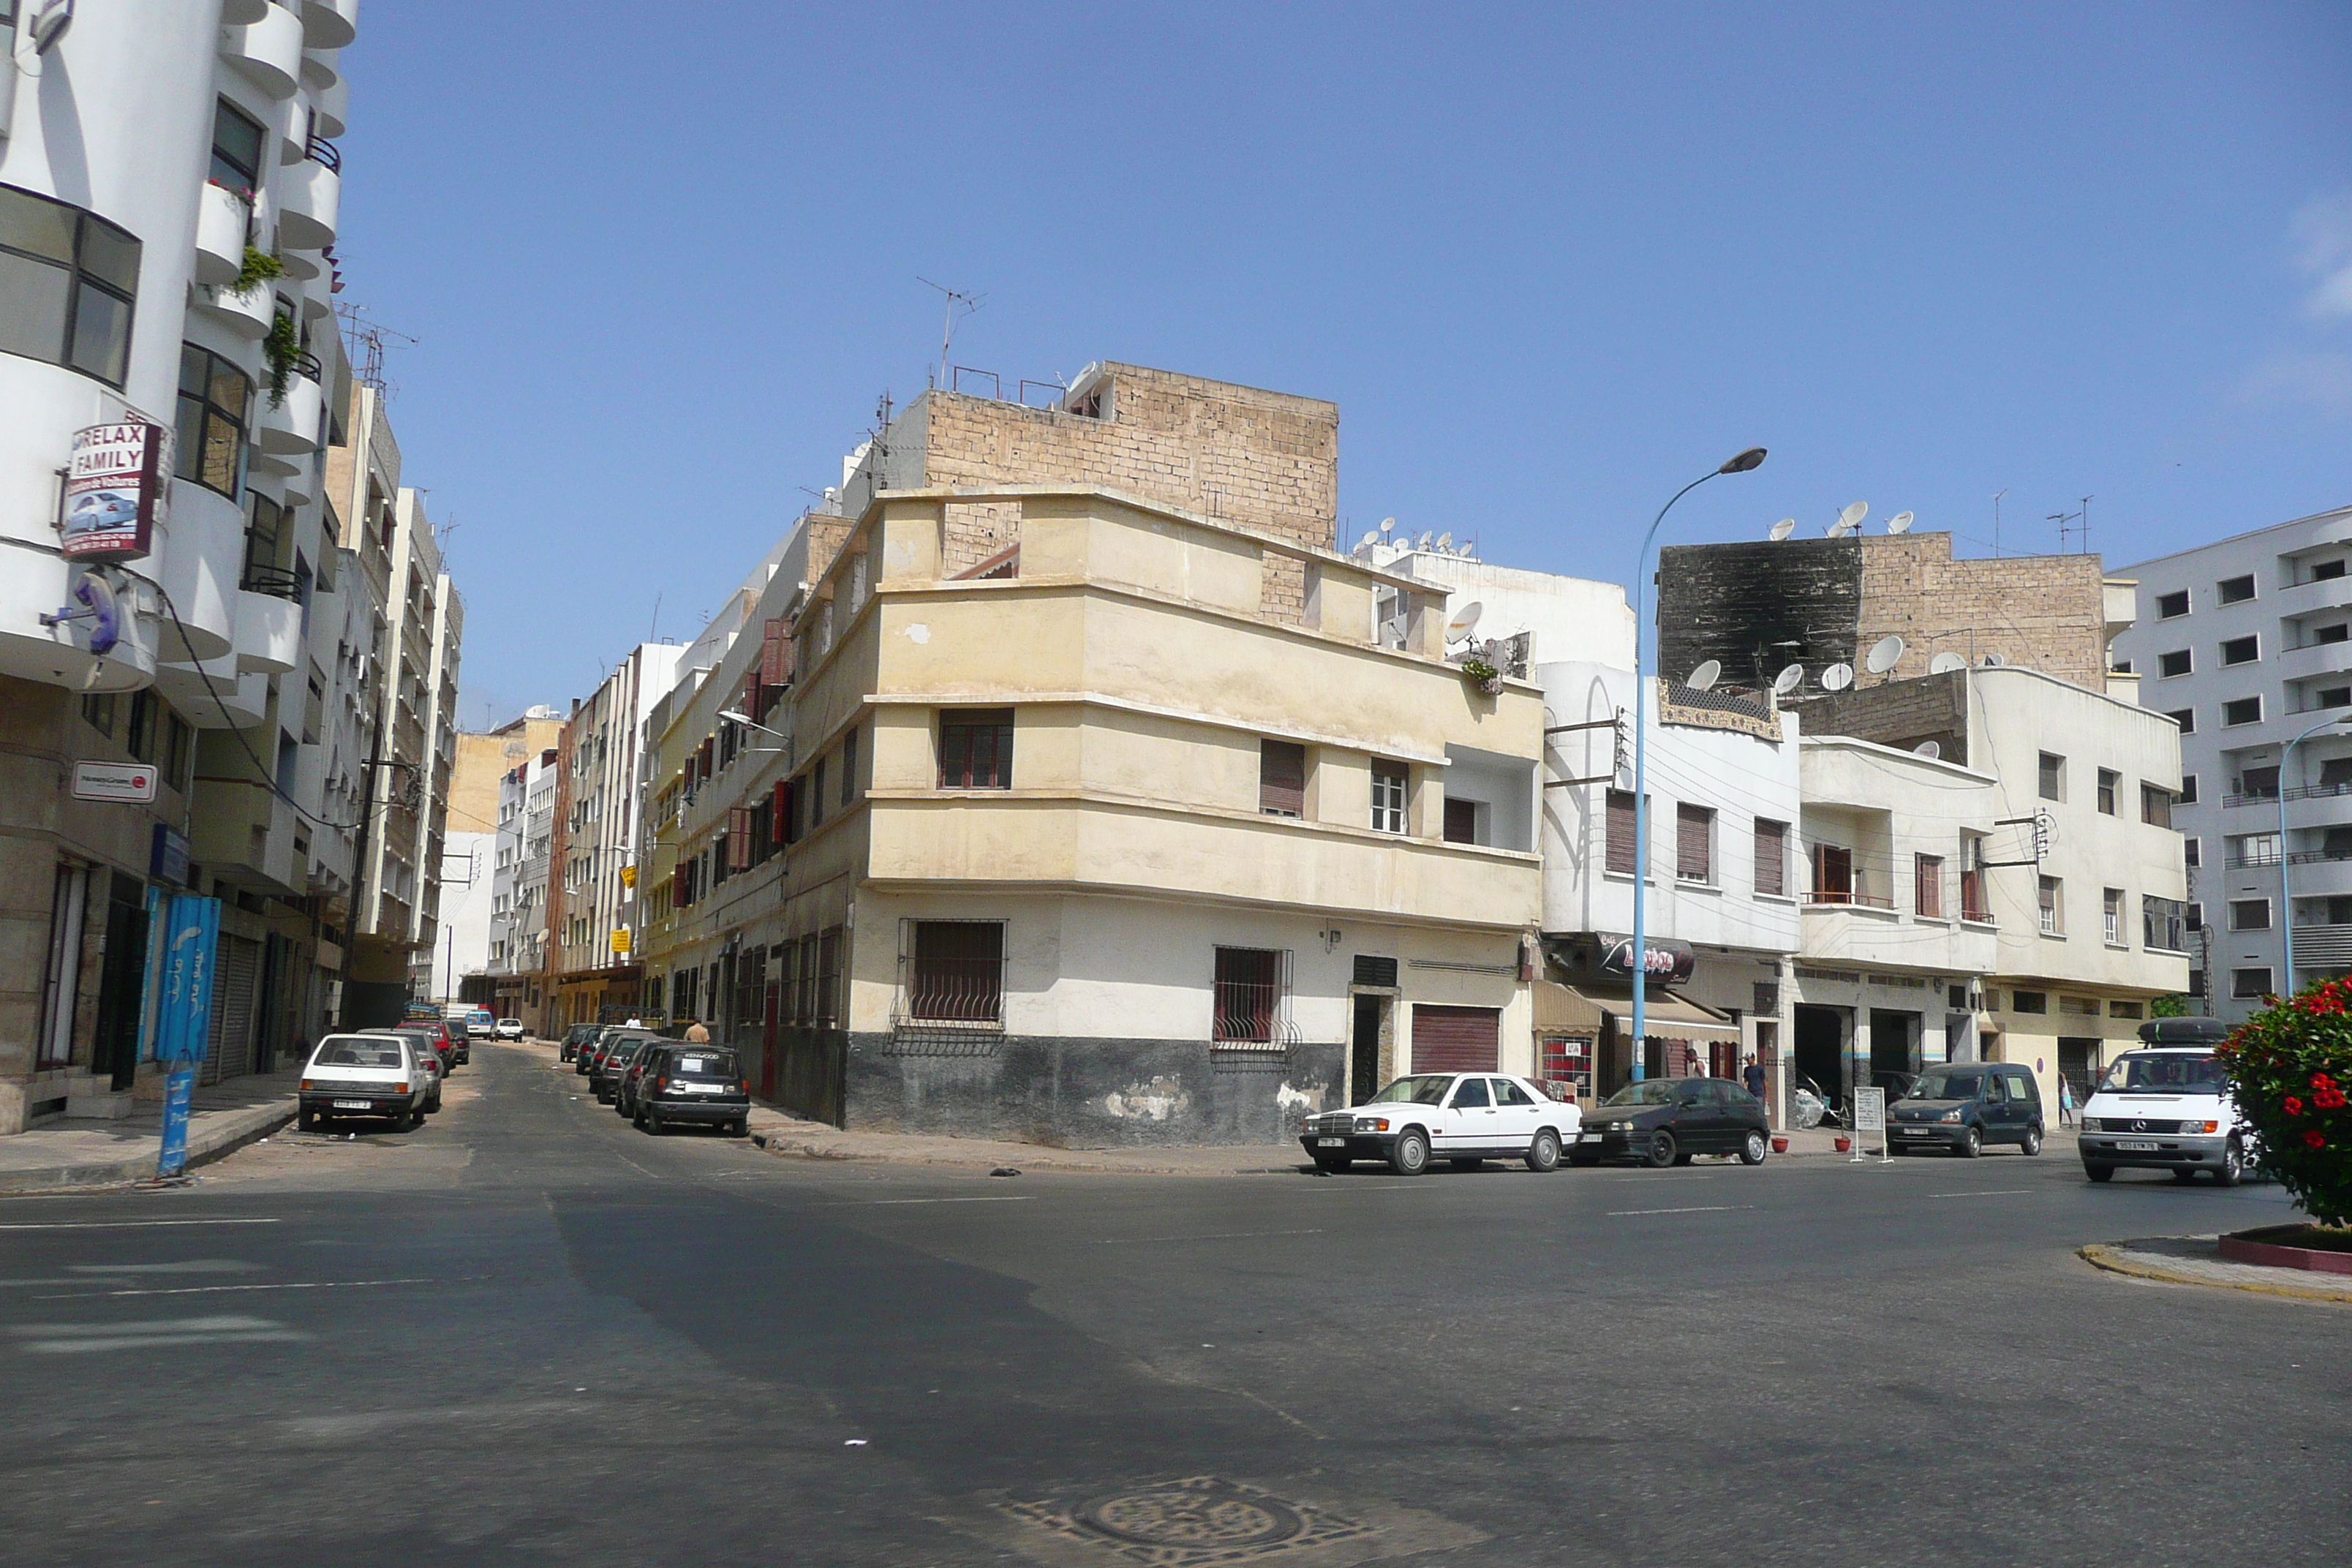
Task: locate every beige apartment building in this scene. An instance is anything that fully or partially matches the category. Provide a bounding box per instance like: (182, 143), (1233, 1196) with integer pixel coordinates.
(650, 483), (1542, 1143)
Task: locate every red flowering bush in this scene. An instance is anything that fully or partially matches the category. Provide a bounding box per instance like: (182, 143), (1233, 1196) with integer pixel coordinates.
(2217, 978), (2352, 1225)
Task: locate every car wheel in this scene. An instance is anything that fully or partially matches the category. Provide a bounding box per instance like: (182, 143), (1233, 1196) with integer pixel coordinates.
(1526, 1128), (1562, 1172)
(647, 1109), (664, 1137)
(732, 1120), (749, 1137)
(1739, 1129), (1768, 1166)
(2021, 1126), (2043, 1156)
(1450, 1157), (1483, 1172)
(2215, 1138), (2245, 1187)
(1389, 1128), (1430, 1175)
(1957, 1126), (1982, 1159)
(1643, 1131), (1678, 1169)
(2084, 1162), (2114, 1183)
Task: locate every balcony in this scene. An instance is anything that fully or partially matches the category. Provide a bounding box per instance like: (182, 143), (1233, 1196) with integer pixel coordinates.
(1804, 889), (1894, 909)
(233, 589), (303, 675)
(301, 0), (358, 50)
(312, 72), (350, 139)
(193, 182), (249, 287)
(278, 158), (340, 250)
(193, 276), (274, 341)
(258, 365), (325, 454)
(222, 3), (305, 99)
(2274, 639), (2352, 685)
(2293, 924), (2352, 967)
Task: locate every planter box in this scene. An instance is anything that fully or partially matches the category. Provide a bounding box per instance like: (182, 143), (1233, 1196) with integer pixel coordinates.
(2218, 1225), (2352, 1275)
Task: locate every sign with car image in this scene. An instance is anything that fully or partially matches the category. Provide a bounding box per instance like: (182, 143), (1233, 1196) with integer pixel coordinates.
(62, 420), (172, 561)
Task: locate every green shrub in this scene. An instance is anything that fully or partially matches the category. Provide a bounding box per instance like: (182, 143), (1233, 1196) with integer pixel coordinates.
(2219, 979), (2352, 1225)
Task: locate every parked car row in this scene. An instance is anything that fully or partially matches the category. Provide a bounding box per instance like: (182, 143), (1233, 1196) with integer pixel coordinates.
(297, 1017), (467, 1131)
(562, 1024), (751, 1137)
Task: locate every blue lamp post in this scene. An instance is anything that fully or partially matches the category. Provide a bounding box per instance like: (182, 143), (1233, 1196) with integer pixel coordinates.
(1628, 446), (1768, 1077)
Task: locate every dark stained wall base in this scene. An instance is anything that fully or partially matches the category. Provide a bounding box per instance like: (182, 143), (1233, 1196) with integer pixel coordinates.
(842, 1033), (1347, 1147)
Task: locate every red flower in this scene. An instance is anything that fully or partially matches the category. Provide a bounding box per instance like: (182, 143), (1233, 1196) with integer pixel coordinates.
(2306, 1130), (2328, 1149)
(2285, 1096), (2306, 1115)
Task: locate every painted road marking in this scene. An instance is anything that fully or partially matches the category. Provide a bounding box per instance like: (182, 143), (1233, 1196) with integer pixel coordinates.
(39, 1276), (460, 1300)
(0, 1218), (282, 1232)
(8, 1313), (308, 1354)
(68, 1260), (264, 1274)
(1100, 1229), (1327, 1245)
(1606, 1205), (1756, 1216)
(1927, 1189), (2034, 1199)
(864, 1196), (1037, 1205)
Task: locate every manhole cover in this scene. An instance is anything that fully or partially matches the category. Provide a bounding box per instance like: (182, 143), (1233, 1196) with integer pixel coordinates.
(1075, 1480), (1303, 1549)
(1003, 1477), (1372, 1565)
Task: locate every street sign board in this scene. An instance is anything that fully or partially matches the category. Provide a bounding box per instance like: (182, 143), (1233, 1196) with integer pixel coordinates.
(63, 420), (171, 561)
(72, 761), (156, 802)
(1852, 1086), (1888, 1161)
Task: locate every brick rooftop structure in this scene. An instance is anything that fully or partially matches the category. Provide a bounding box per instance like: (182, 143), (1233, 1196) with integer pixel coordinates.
(1657, 532), (2115, 694)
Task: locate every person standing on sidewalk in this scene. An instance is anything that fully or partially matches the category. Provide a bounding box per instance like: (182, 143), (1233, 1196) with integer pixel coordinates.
(685, 1018), (712, 1044)
(2058, 1077), (2076, 1127)
(1743, 1055), (1767, 1101)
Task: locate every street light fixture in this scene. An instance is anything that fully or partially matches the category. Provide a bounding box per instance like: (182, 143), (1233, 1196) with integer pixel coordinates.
(2277, 713), (2352, 995)
(1628, 447), (1768, 1077)
(718, 709), (785, 738)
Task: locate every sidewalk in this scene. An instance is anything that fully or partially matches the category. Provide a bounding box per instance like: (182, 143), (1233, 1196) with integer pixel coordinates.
(0, 1068), (299, 1194)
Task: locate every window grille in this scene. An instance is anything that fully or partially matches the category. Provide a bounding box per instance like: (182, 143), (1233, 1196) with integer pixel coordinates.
(897, 919), (1005, 1027)
(1213, 946), (1296, 1048)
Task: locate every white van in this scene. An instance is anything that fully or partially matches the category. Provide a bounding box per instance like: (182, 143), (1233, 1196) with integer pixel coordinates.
(2079, 1017), (2251, 1186)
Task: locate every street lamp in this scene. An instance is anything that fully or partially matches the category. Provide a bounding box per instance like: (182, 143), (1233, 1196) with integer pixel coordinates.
(2277, 712), (2352, 995)
(1628, 446), (1768, 1077)
(718, 709), (788, 753)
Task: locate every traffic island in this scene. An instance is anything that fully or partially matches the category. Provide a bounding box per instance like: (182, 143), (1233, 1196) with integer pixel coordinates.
(2217, 1224), (2352, 1274)
(2078, 1235), (2352, 1304)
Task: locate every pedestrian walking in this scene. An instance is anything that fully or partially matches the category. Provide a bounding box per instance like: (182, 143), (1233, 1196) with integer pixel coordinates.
(685, 1018), (712, 1044)
(1743, 1055), (1767, 1101)
(2058, 1077), (2076, 1127)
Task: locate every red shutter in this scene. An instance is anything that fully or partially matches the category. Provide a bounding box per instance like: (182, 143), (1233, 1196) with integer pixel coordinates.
(772, 777), (789, 826)
(1676, 804), (1711, 883)
(1411, 1006), (1500, 1074)
(1753, 819), (1786, 897)
(760, 617), (793, 687)
(728, 806), (752, 872)
(701, 737), (715, 776)
(1259, 740), (1305, 817)
(672, 863), (688, 906)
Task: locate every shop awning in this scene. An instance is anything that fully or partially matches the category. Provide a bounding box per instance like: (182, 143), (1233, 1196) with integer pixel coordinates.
(1534, 981), (1741, 1040)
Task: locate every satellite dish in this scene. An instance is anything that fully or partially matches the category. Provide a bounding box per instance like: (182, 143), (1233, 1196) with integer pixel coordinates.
(1379, 517), (1396, 535)
(1686, 660), (1722, 691)
(1415, 532), (1433, 550)
(1913, 740), (1942, 760)
(1865, 635), (1905, 675)
(1768, 519), (1796, 542)
(1821, 663), (1855, 692)
(1887, 510), (1915, 534)
(1773, 663), (1805, 696)
(1435, 532), (1453, 551)
(1841, 501), (1869, 531)
(1980, 652), (2007, 667)
(1444, 601), (1485, 643)
(1355, 530), (1378, 551)
(1929, 651), (1967, 674)
(1825, 519), (1852, 538)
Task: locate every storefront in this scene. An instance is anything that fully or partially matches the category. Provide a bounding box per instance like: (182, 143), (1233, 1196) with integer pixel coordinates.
(1531, 978), (1742, 1104)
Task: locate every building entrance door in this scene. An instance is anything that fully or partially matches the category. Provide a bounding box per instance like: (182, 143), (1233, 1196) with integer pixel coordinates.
(1869, 1009), (1921, 1097)
(1349, 995), (1384, 1105)
(1794, 1005), (1846, 1115)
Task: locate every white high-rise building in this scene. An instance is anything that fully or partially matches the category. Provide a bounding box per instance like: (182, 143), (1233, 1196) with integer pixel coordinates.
(0, 2), (379, 1130)
(2114, 503), (2352, 1021)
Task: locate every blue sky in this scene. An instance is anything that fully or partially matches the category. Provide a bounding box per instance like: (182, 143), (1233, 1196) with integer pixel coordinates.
(336, 2), (2352, 726)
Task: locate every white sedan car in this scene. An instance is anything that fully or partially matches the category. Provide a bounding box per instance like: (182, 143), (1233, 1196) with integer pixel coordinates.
(494, 1018), (525, 1041)
(1299, 1072), (1581, 1175)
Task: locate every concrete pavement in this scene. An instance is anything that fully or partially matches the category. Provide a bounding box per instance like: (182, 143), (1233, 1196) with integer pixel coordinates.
(0, 1067), (298, 1193)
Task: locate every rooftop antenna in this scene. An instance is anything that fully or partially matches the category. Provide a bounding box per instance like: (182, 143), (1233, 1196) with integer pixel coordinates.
(1827, 501), (1866, 538)
(1768, 518), (1796, 541)
(1865, 634), (1905, 678)
(334, 301), (418, 399)
(1821, 662), (1855, 692)
(916, 276), (985, 391)
(1886, 510), (1915, 535)
(1684, 659), (1722, 692)
(1379, 516), (1396, 535)
(1991, 488), (2008, 557)
(2049, 500), (2087, 555)
(1435, 531), (1453, 551)
(1355, 530), (1378, 551)
(1773, 663), (1805, 696)
(1929, 651), (1967, 674)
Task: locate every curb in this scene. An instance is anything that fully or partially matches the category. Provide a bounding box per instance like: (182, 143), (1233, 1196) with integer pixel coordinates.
(2078, 1240), (2352, 1305)
(747, 1131), (1306, 1178)
(0, 1099), (296, 1195)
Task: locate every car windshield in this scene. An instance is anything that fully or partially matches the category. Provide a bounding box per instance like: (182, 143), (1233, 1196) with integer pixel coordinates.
(313, 1039), (404, 1069)
(1365, 1075), (1455, 1106)
(2101, 1052), (2225, 1095)
(671, 1052), (738, 1080)
(1602, 1080), (1686, 1107)
(1907, 1070), (1986, 1101)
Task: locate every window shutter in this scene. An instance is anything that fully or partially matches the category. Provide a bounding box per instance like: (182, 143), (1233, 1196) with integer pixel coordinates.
(1753, 818), (1786, 896)
(728, 807), (751, 872)
(672, 863), (688, 907)
(1676, 804), (1711, 882)
(742, 668), (762, 723)
(772, 777), (789, 827)
(1605, 790), (1637, 875)
(1259, 739), (1305, 817)
(760, 617), (793, 689)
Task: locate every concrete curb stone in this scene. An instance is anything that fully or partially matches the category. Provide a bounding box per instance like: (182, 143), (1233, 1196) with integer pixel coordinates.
(2078, 1237), (2352, 1305)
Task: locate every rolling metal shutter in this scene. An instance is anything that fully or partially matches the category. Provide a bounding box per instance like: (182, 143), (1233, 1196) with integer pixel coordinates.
(1411, 1005), (1500, 1074)
(202, 935), (260, 1085)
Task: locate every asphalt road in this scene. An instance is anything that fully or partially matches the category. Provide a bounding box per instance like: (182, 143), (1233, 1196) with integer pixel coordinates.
(0, 1041), (2344, 1568)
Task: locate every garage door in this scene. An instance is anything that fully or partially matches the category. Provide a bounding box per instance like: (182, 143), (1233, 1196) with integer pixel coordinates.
(1411, 1004), (1500, 1074)
(203, 935), (260, 1086)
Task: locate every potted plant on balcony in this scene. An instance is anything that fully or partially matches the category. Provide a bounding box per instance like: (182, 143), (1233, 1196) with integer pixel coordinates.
(1459, 652), (1502, 696)
(262, 309), (301, 408)
(2217, 979), (2352, 1252)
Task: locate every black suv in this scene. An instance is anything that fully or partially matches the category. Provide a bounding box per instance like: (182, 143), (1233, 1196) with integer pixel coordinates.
(632, 1044), (750, 1137)
(1889, 1063), (2045, 1158)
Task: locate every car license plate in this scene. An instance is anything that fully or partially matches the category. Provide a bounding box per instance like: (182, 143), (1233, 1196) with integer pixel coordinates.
(684, 1082), (719, 1093)
(2117, 1139), (2159, 1151)
(1901, 1128), (1931, 1137)
(332, 1099), (372, 1109)
(1317, 1137), (1346, 1147)
(1578, 1131), (1599, 1142)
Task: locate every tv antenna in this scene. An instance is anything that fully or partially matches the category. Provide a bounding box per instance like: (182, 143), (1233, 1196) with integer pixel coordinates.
(334, 301), (417, 396)
(917, 277), (985, 390)
(1991, 488), (2008, 556)
(2050, 497), (2092, 555)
